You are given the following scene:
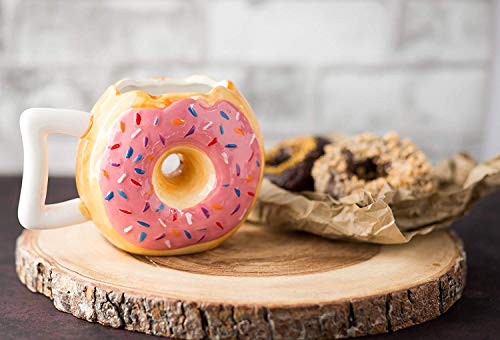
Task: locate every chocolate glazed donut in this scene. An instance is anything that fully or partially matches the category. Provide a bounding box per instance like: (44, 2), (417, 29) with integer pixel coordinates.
(264, 136), (331, 191)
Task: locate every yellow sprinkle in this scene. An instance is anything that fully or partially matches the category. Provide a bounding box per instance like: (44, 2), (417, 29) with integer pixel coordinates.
(245, 176), (253, 182)
(102, 169), (109, 179)
(212, 204), (223, 210)
(173, 119), (185, 125)
(147, 154), (155, 161)
(170, 229), (180, 237)
(120, 121), (125, 132)
(234, 128), (244, 135)
(146, 185), (154, 195)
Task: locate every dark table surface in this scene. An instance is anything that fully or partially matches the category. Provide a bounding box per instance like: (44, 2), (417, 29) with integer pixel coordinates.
(1, 177), (499, 340)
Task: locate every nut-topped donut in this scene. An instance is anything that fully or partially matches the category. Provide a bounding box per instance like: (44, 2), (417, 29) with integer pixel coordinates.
(76, 77), (264, 255)
(312, 133), (435, 199)
(265, 136), (331, 191)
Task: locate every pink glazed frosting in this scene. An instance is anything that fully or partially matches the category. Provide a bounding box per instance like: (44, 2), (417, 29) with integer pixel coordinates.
(99, 99), (262, 250)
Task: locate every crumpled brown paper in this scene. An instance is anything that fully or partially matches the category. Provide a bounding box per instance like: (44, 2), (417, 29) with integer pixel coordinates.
(248, 153), (500, 244)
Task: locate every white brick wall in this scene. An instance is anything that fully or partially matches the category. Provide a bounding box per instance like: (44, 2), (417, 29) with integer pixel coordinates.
(0, 0), (497, 175)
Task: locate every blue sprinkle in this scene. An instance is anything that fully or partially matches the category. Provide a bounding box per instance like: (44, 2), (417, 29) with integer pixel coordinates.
(125, 146), (133, 159)
(234, 188), (241, 197)
(104, 191), (114, 201)
(155, 203), (165, 212)
(222, 183), (230, 187)
(137, 220), (150, 227)
(184, 230), (192, 239)
(117, 190), (127, 199)
(139, 232), (147, 242)
(231, 204), (241, 216)
(133, 154), (143, 163)
(188, 106), (198, 117)
(236, 164), (241, 176)
(154, 117), (159, 126)
(225, 144), (237, 148)
(219, 124), (224, 135)
(134, 168), (146, 175)
(184, 125), (195, 138)
(220, 111), (229, 120)
(201, 207), (210, 218)
(256, 160), (261, 167)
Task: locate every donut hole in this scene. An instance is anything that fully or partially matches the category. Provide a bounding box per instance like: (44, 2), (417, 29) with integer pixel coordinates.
(152, 146), (216, 210)
(343, 149), (388, 181)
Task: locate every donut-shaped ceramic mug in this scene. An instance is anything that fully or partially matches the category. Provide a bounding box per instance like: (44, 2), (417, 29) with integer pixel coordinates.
(18, 76), (264, 255)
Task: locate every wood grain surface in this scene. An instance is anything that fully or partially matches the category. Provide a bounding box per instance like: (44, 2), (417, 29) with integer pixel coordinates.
(15, 219), (466, 339)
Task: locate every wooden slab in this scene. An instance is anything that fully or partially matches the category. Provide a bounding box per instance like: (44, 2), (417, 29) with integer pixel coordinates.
(15, 222), (466, 339)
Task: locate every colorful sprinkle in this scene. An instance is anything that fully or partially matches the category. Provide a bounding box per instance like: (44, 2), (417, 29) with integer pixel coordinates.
(146, 185), (154, 195)
(203, 121), (213, 130)
(236, 112), (240, 120)
(212, 204), (223, 210)
(184, 125), (195, 138)
(170, 229), (181, 237)
(201, 207), (210, 218)
(104, 191), (114, 201)
(165, 240), (172, 248)
(135, 113), (141, 125)
(154, 117), (159, 126)
(147, 154), (155, 161)
(117, 190), (128, 199)
(102, 169), (109, 179)
(215, 222), (224, 230)
(197, 227), (208, 231)
(245, 176), (253, 182)
(144, 136), (149, 147)
(137, 220), (150, 227)
(219, 124), (224, 135)
(156, 203), (165, 212)
(250, 133), (256, 145)
(131, 128), (142, 139)
(133, 154), (143, 163)
(119, 209), (132, 214)
(159, 134), (165, 145)
(158, 218), (166, 228)
(221, 152), (229, 164)
(120, 121), (125, 132)
(171, 209), (178, 221)
(208, 137), (218, 146)
(185, 212), (193, 225)
(225, 144), (237, 148)
(234, 128), (244, 135)
(124, 225), (133, 233)
(110, 143), (120, 150)
(248, 191), (255, 197)
(188, 105), (198, 117)
(134, 168), (146, 175)
(125, 146), (134, 159)
(256, 160), (261, 167)
(230, 204), (241, 215)
(248, 152), (255, 162)
(222, 183), (230, 187)
(111, 162), (120, 167)
(197, 235), (206, 243)
(220, 111), (229, 120)
(130, 178), (142, 186)
(173, 118), (185, 125)
(236, 164), (241, 176)
(155, 233), (166, 240)
(234, 188), (241, 197)
(184, 230), (192, 239)
(139, 232), (147, 242)
(143, 202), (150, 212)
(117, 173), (126, 183)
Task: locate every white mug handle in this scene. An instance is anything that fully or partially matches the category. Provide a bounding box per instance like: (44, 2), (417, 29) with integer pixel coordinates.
(18, 108), (91, 230)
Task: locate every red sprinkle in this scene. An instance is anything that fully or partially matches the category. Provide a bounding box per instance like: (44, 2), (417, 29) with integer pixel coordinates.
(109, 143), (120, 150)
(130, 178), (142, 186)
(119, 209), (132, 214)
(247, 191), (255, 197)
(135, 113), (141, 125)
(208, 137), (218, 146)
(248, 151), (254, 162)
(215, 222), (224, 230)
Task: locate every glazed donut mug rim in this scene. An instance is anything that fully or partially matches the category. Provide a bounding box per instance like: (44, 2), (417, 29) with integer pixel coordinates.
(17, 75), (237, 231)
